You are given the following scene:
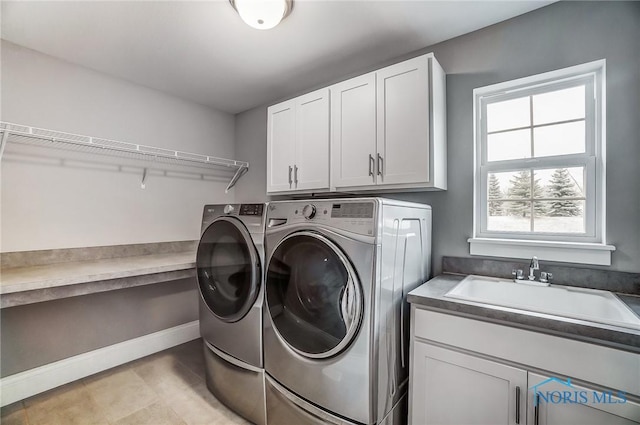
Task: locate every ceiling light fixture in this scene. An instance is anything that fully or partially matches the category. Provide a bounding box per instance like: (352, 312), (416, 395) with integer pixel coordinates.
(230, 0), (293, 30)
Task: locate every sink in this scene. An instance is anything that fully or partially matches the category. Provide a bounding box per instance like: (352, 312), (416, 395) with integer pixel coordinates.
(444, 275), (640, 331)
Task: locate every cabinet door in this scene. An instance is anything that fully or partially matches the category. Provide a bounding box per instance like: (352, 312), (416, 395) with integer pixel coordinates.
(529, 372), (640, 425)
(411, 342), (527, 425)
(376, 55), (430, 185)
(330, 73), (377, 188)
(294, 88), (330, 191)
(267, 100), (296, 193)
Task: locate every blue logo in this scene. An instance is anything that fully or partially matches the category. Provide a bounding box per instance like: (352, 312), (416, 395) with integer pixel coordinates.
(530, 377), (627, 406)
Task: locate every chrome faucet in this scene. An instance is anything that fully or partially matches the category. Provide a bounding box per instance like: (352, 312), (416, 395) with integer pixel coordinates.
(528, 256), (539, 280)
(512, 256), (551, 286)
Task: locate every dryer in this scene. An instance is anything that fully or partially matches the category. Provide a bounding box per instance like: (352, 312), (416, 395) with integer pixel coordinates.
(263, 198), (432, 425)
(196, 203), (267, 425)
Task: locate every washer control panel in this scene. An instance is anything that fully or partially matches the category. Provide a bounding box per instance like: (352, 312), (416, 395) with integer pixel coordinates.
(302, 204), (317, 220)
(330, 202), (374, 219)
(267, 200), (377, 236)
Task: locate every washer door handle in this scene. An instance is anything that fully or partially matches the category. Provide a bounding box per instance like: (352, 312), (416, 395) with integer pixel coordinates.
(341, 278), (356, 331)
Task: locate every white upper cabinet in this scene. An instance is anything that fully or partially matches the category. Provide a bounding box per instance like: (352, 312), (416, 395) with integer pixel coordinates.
(331, 53), (447, 192)
(267, 88), (329, 194)
(267, 99), (296, 193)
(331, 73), (377, 188)
(267, 53), (446, 195)
(376, 55), (432, 186)
(294, 89), (330, 191)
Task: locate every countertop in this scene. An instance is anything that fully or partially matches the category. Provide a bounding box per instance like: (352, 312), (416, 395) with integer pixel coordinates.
(0, 251), (196, 308)
(408, 273), (640, 353)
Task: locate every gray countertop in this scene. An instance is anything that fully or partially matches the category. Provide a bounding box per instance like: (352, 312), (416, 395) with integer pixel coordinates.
(408, 274), (640, 354)
(0, 251), (196, 308)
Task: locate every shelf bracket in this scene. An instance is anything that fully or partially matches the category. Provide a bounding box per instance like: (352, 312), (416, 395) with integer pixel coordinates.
(141, 168), (148, 189)
(225, 164), (249, 193)
(0, 131), (8, 162)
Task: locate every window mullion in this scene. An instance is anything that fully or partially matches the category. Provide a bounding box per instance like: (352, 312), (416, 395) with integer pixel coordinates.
(486, 117), (586, 136)
(529, 95), (535, 233)
(484, 154), (591, 172)
(529, 169), (534, 232)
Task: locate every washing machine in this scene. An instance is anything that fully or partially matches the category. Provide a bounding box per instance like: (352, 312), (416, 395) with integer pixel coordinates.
(263, 198), (432, 425)
(196, 203), (267, 425)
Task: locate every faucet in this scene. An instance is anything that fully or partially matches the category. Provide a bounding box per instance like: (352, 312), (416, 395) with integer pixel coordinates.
(528, 256), (539, 280)
(512, 256), (552, 286)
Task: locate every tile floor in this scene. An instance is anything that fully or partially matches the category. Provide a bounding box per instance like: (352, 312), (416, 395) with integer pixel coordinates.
(1, 339), (250, 425)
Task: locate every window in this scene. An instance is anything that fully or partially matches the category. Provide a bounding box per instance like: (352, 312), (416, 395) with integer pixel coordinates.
(470, 60), (615, 265)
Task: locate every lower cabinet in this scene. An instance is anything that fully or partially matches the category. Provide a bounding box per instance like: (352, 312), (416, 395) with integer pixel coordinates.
(409, 309), (640, 425)
(411, 342), (526, 425)
(528, 372), (639, 425)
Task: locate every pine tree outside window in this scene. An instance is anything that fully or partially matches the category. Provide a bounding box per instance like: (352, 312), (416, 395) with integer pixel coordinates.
(470, 60), (615, 265)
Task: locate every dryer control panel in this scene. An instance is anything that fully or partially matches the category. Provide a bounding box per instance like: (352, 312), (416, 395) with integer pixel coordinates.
(202, 203), (266, 235)
(240, 204), (264, 216)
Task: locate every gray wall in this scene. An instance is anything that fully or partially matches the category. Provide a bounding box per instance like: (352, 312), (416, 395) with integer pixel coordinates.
(1, 40), (236, 252)
(235, 107), (268, 202)
(0, 279), (197, 377)
(0, 41), (232, 376)
(233, 1), (640, 275)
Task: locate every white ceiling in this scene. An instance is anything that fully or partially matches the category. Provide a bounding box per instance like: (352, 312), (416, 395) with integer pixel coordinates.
(1, 0), (554, 114)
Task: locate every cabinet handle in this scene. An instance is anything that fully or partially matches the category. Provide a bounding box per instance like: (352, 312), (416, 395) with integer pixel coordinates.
(377, 153), (383, 176)
(534, 394), (540, 425)
(515, 386), (520, 424)
(368, 154), (374, 177)
(288, 166), (292, 187)
(294, 165), (298, 184)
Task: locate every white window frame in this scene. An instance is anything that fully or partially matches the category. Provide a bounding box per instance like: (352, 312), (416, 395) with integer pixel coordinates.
(469, 60), (615, 266)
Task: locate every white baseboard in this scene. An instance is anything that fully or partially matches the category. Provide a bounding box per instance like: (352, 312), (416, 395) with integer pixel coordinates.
(0, 320), (200, 407)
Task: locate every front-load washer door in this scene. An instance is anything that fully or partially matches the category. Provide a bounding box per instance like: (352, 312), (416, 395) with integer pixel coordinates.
(266, 231), (363, 359)
(197, 217), (260, 323)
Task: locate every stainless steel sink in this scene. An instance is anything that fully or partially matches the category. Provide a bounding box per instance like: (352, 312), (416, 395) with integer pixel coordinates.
(444, 275), (640, 331)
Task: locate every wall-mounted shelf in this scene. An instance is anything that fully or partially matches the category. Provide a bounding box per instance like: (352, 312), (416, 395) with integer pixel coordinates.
(0, 121), (249, 192)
